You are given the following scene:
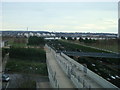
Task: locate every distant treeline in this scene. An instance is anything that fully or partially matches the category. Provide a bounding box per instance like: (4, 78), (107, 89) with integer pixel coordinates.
(9, 47), (46, 62)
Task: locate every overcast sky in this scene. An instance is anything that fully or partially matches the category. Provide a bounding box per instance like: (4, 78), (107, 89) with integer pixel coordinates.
(1, 2), (118, 33)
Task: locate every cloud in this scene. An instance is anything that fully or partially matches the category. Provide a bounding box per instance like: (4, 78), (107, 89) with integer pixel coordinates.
(103, 19), (117, 25)
(2, 22), (27, 30)
(36, 22), (116, 32)
(42, 24), (67, 29)
(73, 24), (107, 30)
(1, 0), (119, 2)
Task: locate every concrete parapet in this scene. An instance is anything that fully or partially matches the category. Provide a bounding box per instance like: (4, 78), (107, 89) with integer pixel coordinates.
(46, 44), (119, 89)
(60, 52), (118, 88)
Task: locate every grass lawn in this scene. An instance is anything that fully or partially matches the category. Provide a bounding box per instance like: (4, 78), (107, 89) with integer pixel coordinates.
(50, 40), (109, 53)
(85, 43), (119, 53)
(6, 59), (48, 76)
(9, 47), (46, 62)
(11, 43), (27, 48)
(64, 39), (119, 53)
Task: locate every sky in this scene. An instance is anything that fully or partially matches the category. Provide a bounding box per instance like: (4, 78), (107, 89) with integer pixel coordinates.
(0, 1), (119, 33)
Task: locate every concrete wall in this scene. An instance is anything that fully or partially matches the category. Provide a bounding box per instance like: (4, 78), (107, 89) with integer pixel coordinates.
(56, 53), (90, 88)
(46, 45), (118, 88)
(60, 52), (118, 88)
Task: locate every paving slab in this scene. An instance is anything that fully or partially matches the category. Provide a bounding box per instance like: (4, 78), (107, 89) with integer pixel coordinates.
(45, 45), (75, 88)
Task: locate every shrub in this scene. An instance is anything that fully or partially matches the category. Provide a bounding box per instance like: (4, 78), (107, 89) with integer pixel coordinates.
(9, 47), (46, 62)
(28, 36), (45, 46)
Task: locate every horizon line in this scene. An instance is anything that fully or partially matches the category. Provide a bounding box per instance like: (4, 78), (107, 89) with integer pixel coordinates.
(1, 30), (118, 34)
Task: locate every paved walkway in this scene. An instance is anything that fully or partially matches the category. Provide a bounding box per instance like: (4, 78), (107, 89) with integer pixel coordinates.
(45, 45), (75, 88)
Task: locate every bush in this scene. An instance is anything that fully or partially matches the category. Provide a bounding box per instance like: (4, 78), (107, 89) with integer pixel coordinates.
(79, 37), (84, 42)
(2, 48), (9, 58)
(67, 37), (73, 40)
(28, 36), (45, 46)
(61, 36), (65, 40)
(9, 47), (46, 62)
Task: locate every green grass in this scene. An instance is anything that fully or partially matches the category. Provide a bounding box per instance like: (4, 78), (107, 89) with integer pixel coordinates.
(49, 40), (109, 53)
(2, 36), (28, 48)
(84, 42), (119, 53)
(64, 39), (119, 53)
(9, 47), (46, 62)
(6, 59), (48, 75)
(11, 43), (27, 48)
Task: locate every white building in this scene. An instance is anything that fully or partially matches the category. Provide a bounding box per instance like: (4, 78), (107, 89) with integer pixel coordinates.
(24, 33), (29, 37)
(0, 41), (8, 48)
(0, 41), (4, 48)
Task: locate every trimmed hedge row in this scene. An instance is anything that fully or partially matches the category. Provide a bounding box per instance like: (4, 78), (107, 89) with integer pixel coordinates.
(9, 47), (46, 62)
(2, 48), (9, 58)
(28, 36), (45, 46)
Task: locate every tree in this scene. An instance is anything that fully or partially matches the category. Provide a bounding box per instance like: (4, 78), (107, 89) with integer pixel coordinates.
(88, 38), (92, 43)
(79, 37), (83, 42)
(67, 37), (73, 40)
(74, 37), (77, 41)
(61, 36), (65, 40)
(84, 37), (89, 43)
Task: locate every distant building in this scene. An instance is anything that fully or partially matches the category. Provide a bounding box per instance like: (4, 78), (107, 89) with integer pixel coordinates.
(0, 40), (8, 48)
(0, 41), (4, 48)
